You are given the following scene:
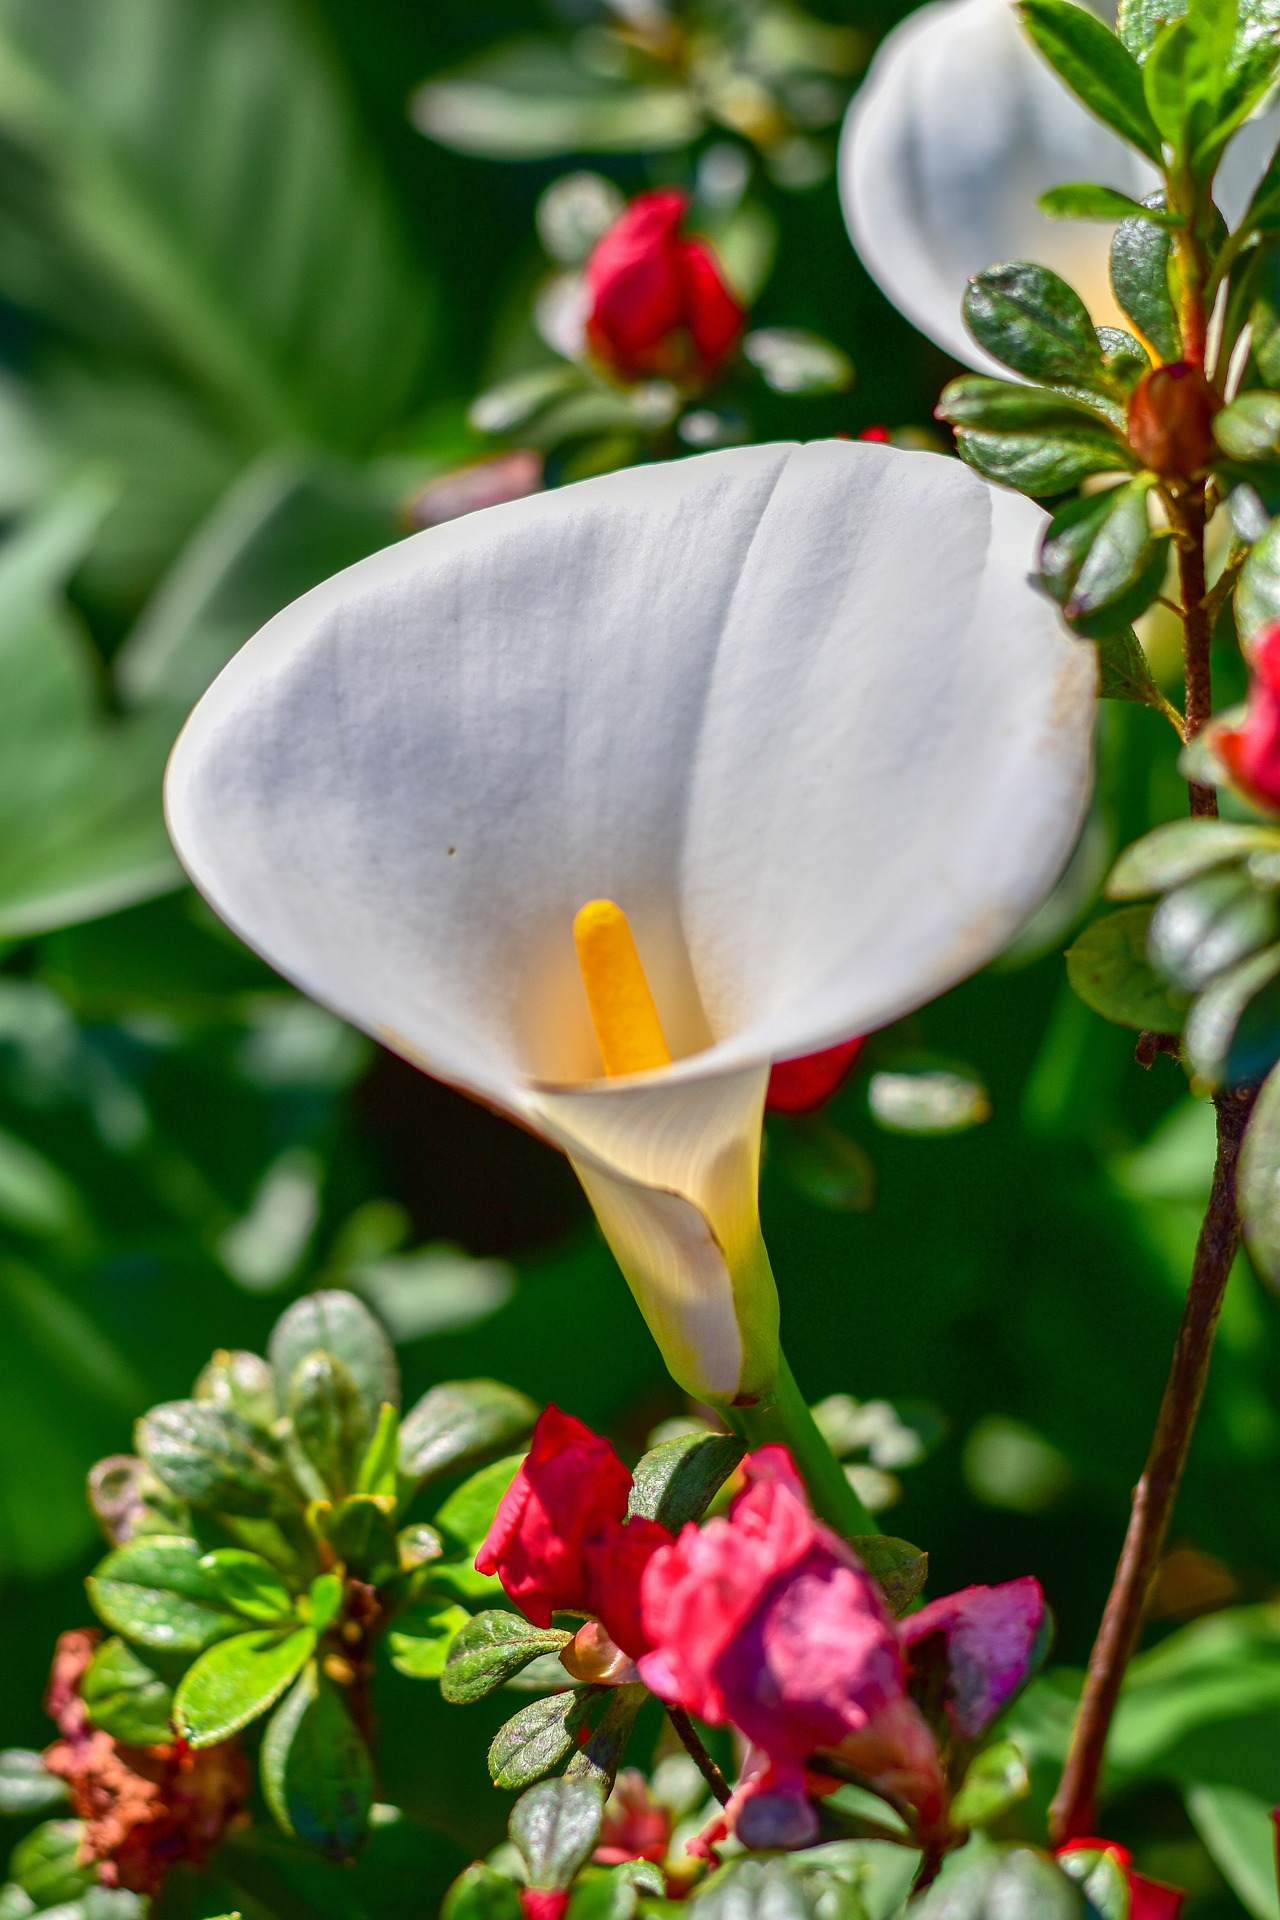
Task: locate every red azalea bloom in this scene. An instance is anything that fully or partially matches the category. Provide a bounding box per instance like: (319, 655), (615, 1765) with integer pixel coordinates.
(520, 1891), (570, 1920)
(900, 1575), (1046, 1742)
(1056, 1839), (1184, 1920)
(584, 190), (744, 385)
(1218, 621), (1280, 812)
(766, 1037), (864, 1114)
(638, 1446), (942, 1827)
(476, 1406), (671, 1653)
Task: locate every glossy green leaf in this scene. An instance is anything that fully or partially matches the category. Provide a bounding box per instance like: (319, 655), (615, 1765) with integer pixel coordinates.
(174, 1624), (316, 1746)
(289, 1350), (368, 1498)
(1041, 479), (1159, 630)
(954, 424), (1130, 495)
(938, 377), (1118, 434)
(435, 1454), (524, 1557)
(1216, 393), (1280, 461)
(1109, 820), (1280, 897)
(261, 1661), (373, 1859)
(388, 1599), (473, 1680)
(627, 1432), (744, 1531)
(399, 1381), (538, 1486)
(9, 1823), (95, 1908)
(1111, 212), (1182, 363)
(1238, 513), (1280, 639)
(268, 1290), (399, 1436)
(441, 1612), (573, 1705)
(88, 1535), (243, 1652)
(442, 1864), (525, 1920)
(1094, 625), (1178, 722)
(1184, 943), (1280, 1082)
(488, 1688), (596, 1792)
(198, 1549), (296, 1624)
(509, 1778), (605, 1890)
(194, 1349), (279, 1431)
(81, 1637), (177, 1744)
(1116, 0), (1186, 62)
(910, 1838), (1086, 1919)
(1148, 868), (1278, 992)
(1065, 906), (1189, 1030)
(1039, 182), (1177, 224)
(355, 1401), (400, 1499)
(950, 1740), (1031, 1830)
(137, 1399), (289, 1516)
(963, 262), (1106, 385)
(0, 1752), (67, 1819)
(1018, 1), (1163, 158)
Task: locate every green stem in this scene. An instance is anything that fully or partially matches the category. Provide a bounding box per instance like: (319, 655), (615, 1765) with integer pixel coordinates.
(726, 1350), (876, 1538)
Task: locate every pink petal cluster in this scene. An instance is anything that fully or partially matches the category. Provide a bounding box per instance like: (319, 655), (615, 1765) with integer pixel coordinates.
(1056, 1840), (1184, 1919)
(1218, 621), (1280, 812)
(475, 1406), (671, 1658)
(583, 190), (744, 385)
(900, 1576), (1046, 1742)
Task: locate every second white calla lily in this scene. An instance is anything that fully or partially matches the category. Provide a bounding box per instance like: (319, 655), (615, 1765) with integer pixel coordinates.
(165, 442), (1094, 1406)
(840, 0), (1280, 373)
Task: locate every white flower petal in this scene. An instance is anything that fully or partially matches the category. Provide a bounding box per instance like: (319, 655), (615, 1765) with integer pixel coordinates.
(840, 0), (1277, 372)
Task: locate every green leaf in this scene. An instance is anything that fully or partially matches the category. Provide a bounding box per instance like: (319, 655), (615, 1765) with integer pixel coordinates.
(1018, 1), (1163, 159)
(950, 1741), (1032, 1830)
(741, 329), (853, 395)
(88, 1535), (243, 1652)
(1185, 1783), (1280, 1920)
(441, 1612), (573, 1705)
(199, 1549), (297, 1624)
(488, 1688), (597, 1792)
(1039, 182), (1180, 224)
(137, 1399), (290, 1516)
(626, 1433), (744, 1532)
(411, 41), (702, 160)
(195, 1350), (279, 1431)
(1215, 392), (1280, 461)
(174, 1624), (316, 1746)
(1066, 906), (1189, 1030)
(1111, 212), (1182, 363)
(1148, 867), (1279, 991)
(691, 1856), (870, 1920)
(9, 1823), (95, 1908)
(1056, 1845), (1131, 1920)
(442, 1864), (525, 1920)
(563, 1686), (645, 1796)
(954, 425), (1130, 495)
(0, 1753), (67, 1819)
(963, 262), (1107, 384)
(261, 1661), (373, 1860)
(867, 1068), (991, 1134)
(1238, 512), (1280, 638)
(81, 1637), (177, 1744)
(1108, 820), (1280, 897)
(388, 1599), (473, 1680)
(1040, 479), (1160, 630)
(937, 377), (1118, 433)
(269, 1290), (399, 1435)
(355, 1402), (400, 1499)
(1239, 1061), (1280, 1286)
(469, 368), (590, 438)
(0, 494), (179, 939)
(435, 1454), (524, 1557)
(306, 1573), (345, 1637)
(1185, 943), (1280, 1082)
(321, 1495), (398, 1581)
(1097, 325), (1153, 389)
(1094, 625), (1178, 722)
(910, 1838), (1086, 1920)
(1117, 0), (1186, 62)
(399, 1381), (537, 1486)
(851, 1536), (930, 1617)
(510, 1778), (605, 1891)
(289, 1350), (369, 1498)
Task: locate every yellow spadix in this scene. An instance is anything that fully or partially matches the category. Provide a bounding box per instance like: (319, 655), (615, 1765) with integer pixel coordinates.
(573, 899), (672, 1078)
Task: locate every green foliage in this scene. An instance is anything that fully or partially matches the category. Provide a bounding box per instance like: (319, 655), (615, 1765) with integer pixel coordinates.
(261, 1662), (374, 1860)
(909, 1839), (1087, 1920)
(81, 1637), (177, 1744)
(441, 1614), (574, 1706)
(962, 265), (1107, 386)
(398, 1381), (537, 1486)
(509, 1779), (605, 1891)
(487, 1689), (599, 1793)
(1110, 211), (1183, 363)
(174, 1623), (317, 1745)
(1065, 908), (1189, 1031)
(625, 1431), (744, 1531)
(1018, 0), (1163, 159)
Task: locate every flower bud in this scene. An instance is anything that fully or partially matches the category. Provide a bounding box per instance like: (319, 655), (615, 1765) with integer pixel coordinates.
(560, 1620), (638, 1685)
(520, 1891), (570, 1920)
(1127, 362), (1219, 478)
(584, 190), (744, 386)
(1216, 620), (1280, 811)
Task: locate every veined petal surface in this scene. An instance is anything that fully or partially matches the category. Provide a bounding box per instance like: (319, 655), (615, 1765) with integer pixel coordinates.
(840, 0), (1280, 373)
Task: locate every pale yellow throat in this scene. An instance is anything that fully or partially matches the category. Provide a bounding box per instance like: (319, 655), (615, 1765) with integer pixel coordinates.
(572, 898), (672, 1077)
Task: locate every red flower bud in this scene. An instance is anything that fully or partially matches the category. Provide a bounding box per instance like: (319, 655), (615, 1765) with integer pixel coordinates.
(1127, 362), (1219, 478)
(583, 190), (744, 385)
(766, 1037), (864, 1114)
(520, 1890), (570, 1920)
(1217, 620), (1280, 812)
(1056, 1840), (1184, 1920)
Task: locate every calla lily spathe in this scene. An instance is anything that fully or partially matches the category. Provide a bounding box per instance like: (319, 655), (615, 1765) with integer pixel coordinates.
(165, 441), (1094, 1404)
(839, 0), (1280, 373)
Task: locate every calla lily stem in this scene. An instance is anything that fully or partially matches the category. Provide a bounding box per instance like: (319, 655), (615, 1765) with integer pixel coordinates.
(727, 1350), (877, 1539)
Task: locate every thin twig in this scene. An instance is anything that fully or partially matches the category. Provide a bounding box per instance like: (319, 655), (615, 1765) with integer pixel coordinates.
(666, 1705), (732, 1807)
(1048, 1083), (1255, 1844)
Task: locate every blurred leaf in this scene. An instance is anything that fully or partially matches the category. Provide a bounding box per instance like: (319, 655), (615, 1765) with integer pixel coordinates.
(867, 1067), (991, 1135)
(0, 0), (433, 450)
(1183, 942), (1280, 1083)
(1095, 624), (1179, 721)
(1238, 512), (1280, 639)
(1109, 820), (1280, 897)
(443, 1864), (524, 1920)
(1111, 212), (1182, 364)
(0, 1126), (85, 1241)
(1150, 867), (1279, 992)
(174, 1624), (315, 1746)
(1116, 0), (1185, 62)
(851, 1536), (930, 1617)
(434, 1454), (524, 1557)
(89, 1534), (247, 1652)
(488, 1688), (595, 1793)
(412, 42), (701, 160)
(0, 1753), (66, 1819)
(1185, 1783), (1280, 1920)
(354, 1245), (516, 1344)
(776, 1117), (876, 1212)
(1055, 1846), (1130, 1920)
(1018, 0), (1163, 159)
(320, 1495), (397, 1581)
(742, 329), (852, 394)
(1239, 1061), (1280, 1283)
(388, 1598), (472, 1681)
(289, 1351), (368, 1500)
(441, 1613), (573, 1706)
(0, 491), (179, 938)
(1066, 906), (1188, 1030)
(268, 1290), (399, 1436)
(81, 1637), (177, 1744)
(196, 1350), (279, 1431)
(910, 1837), (1085, 1919)
(261, 1661), (372, 1859)
(199, 1549), (296, 1625)
(399, 1381), (537, 1486)
(356, 1401), (399, 1499)
(1040, 183), (1176, 224)
(1216, 392), (1280, 461)
(950, 1740), (1031, 1829)
(137, 1399), (291, 1516)
(692, 1855), (869, 1920)
(627, 1432), (743, 1532)
(9, 1823), (94, 1907)
(509, 1778), (604, 1890)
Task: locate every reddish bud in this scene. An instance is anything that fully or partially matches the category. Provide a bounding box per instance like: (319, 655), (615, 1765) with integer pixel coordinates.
(1217, 621), (1280, 812)
(859, 426), (892, 443)
(584, 190), (744, 386)
(1127, 362), (1219, 478)
(766, 1037), (864, 1114)
(1056, 1840), (1184, 1920)
(520, 1890), (570, 1920)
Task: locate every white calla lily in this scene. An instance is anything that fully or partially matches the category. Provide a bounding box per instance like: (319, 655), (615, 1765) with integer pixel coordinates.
(165, 441), (1094, 1413)
(839, 0), (1280, 373)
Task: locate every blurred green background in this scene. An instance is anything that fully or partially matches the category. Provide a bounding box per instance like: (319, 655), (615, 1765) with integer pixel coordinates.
(0, 0), (1274, 1914)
